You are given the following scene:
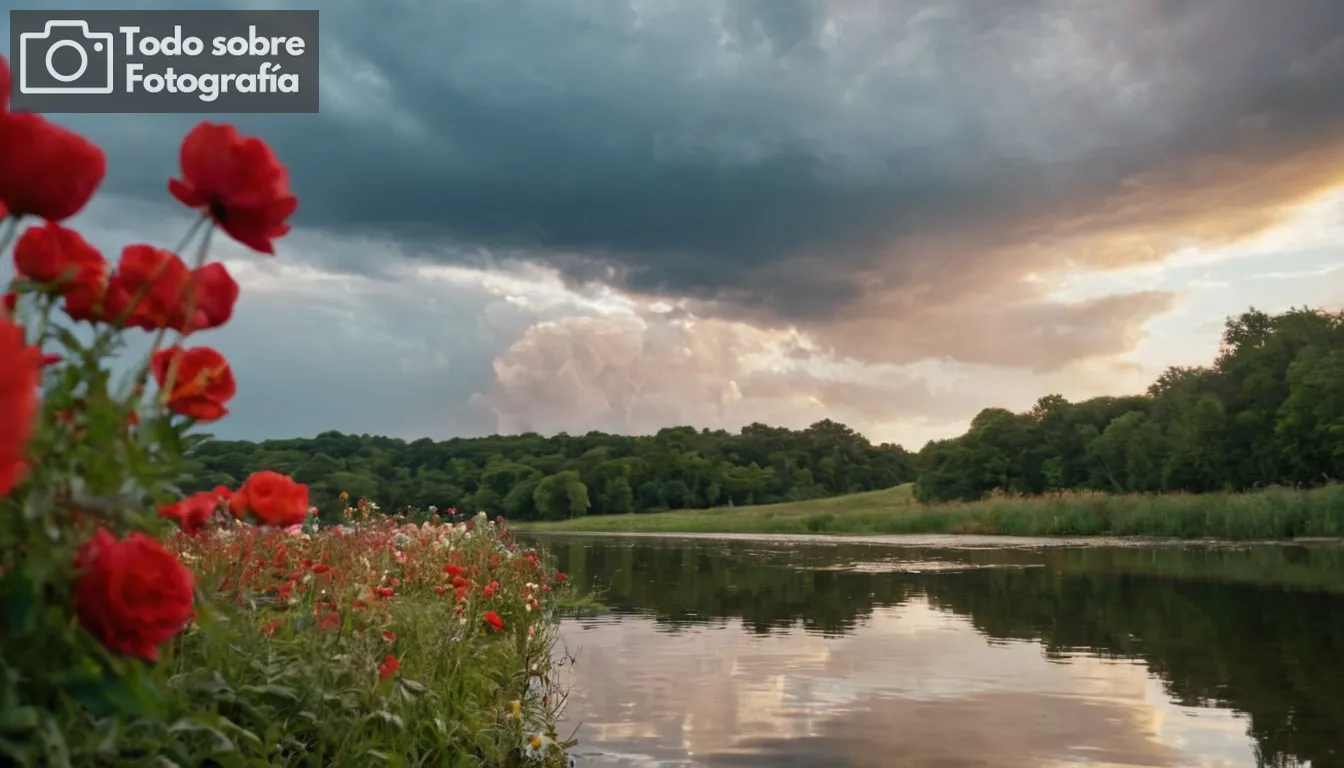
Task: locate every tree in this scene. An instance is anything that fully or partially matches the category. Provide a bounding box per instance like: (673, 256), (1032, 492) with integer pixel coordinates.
(533, 471), (590, 520)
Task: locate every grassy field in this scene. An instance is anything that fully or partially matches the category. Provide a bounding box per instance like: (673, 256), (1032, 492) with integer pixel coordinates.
(514, 483), (1344, 539)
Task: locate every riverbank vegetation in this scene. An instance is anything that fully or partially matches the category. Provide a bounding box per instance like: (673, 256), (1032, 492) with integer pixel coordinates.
(516, 482), (1344, 539)
(0, 82), (573, 767)
(179, 307), (1342, 531)
(181, 421), (915, 522)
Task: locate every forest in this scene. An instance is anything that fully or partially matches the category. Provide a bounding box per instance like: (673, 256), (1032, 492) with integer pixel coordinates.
(182, 306), (1344, 520)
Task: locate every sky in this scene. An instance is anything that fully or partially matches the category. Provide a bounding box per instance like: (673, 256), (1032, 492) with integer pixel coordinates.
(4, 0), (1344, 449)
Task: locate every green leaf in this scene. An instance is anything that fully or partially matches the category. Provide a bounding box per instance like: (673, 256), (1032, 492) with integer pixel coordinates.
(0, 706), (37, 734)
(168, 718), (238, 753)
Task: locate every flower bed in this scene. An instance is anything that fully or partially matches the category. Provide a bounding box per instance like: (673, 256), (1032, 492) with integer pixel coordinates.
(0, 53), (573, 766)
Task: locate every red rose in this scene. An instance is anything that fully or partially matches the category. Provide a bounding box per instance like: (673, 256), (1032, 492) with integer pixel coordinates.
(483, 611), (504, 632)
(74, 529), (196, 662)
(0, 314), (40, 497)
(13, 222), (107, 288)
(229, 470), (310, 527)
(0, 112), (105, 222)
(158, 490), (222, 534)
(150, 345), (236, 422)
(169, 122), (297, 255)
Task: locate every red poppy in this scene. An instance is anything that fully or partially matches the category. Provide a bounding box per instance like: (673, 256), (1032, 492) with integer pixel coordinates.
(177, 262), (238, 333)
(13, 222), (107, 288)
(0, 313), (40, 497)
(378, 654), (399, 679)
(0, 112), (105, 222)
(169, 122), (297, 255)
(150, 345), (236, 422)
(483, 611), (504, 632)
(108, 245), (191, 331)
(158, 490), (221, 534)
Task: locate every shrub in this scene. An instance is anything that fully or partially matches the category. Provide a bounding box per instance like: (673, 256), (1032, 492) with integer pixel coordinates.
(0, 53), (573, 766)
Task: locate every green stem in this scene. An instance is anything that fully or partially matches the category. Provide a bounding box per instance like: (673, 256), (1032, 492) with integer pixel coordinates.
(157, 225), (216, 400)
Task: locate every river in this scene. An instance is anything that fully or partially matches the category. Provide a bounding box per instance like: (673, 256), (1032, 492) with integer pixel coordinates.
(524, 533), (1344, 768)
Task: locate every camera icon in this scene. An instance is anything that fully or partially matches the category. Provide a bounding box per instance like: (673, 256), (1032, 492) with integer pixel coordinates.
(19, 20), (115, 95)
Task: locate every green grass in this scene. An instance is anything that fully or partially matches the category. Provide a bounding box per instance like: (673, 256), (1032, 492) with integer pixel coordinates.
(514, 483), (1344, 540)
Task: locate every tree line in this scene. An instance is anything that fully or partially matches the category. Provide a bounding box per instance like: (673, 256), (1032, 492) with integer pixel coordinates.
(915, 307), (1344, 502)
(183, 420), (914, 522)
(182, 306), (1344, 519)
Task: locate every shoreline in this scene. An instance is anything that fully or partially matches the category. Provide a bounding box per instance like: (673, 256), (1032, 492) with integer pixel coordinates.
(517, 529), (1344, 548)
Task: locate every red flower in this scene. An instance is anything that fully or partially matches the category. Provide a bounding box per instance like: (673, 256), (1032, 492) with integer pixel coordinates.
(0, 314), (40, 497)
(74, 529), (196, 662)
(158, 490), (221, 534)
(228, 470), (310, 527)
(108, 245), (190, 331)
(169, 122), (297, 255)
(443, 564), (465, 578)
(210, 484), (233, 501)
(382, 631), (396, 643)
(483, 611), (504, 632)
(316, 611), (341, 631)
(13, 222), (106, 288)
(2, 293), (15, 316)
(378, 654), (399, 679)
(151, 345), (236, 422)
(0, 112), (105, 222)
(178, 262), (238, 333)
(483, 580), (499, 598)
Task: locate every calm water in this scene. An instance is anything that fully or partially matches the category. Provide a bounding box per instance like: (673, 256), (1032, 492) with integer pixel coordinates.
(525, 533), (1344, 768)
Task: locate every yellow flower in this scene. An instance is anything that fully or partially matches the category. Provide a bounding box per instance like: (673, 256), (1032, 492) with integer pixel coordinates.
(509, 699), (522, 719)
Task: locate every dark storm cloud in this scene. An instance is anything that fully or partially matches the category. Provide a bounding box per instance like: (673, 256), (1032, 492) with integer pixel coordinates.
(10, 0), (1344, 320)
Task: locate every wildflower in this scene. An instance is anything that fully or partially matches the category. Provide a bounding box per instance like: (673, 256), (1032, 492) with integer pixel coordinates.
(317, 611), (341, 631)
(158, 490), (222, 534)
(176, 261), (239, 334)
(377, 654), (399, 679)
(151, 345), (237, 422)
(169, 121), (297, 255)
(382, 631), (396, 643)
(12, 222), (105, 289)
(483, 611), (504, 632)
(0, 107), (105, 222)
(107, 244), (191, 330)
(229, 470), (310, 527)
(73, 529), (195, 662)
(0, 314), (40, 497)
(523, 734), (552, 760)
(483, 580), (499, 598)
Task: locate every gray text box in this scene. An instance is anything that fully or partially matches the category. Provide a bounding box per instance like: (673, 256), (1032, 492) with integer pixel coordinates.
(9, 9), (319, 114)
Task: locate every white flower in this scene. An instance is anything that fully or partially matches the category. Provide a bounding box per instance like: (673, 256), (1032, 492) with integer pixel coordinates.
(522, 733), (552, 761)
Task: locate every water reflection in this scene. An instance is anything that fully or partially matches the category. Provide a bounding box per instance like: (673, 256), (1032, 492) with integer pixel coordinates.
(531, 535), (1344, 768)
